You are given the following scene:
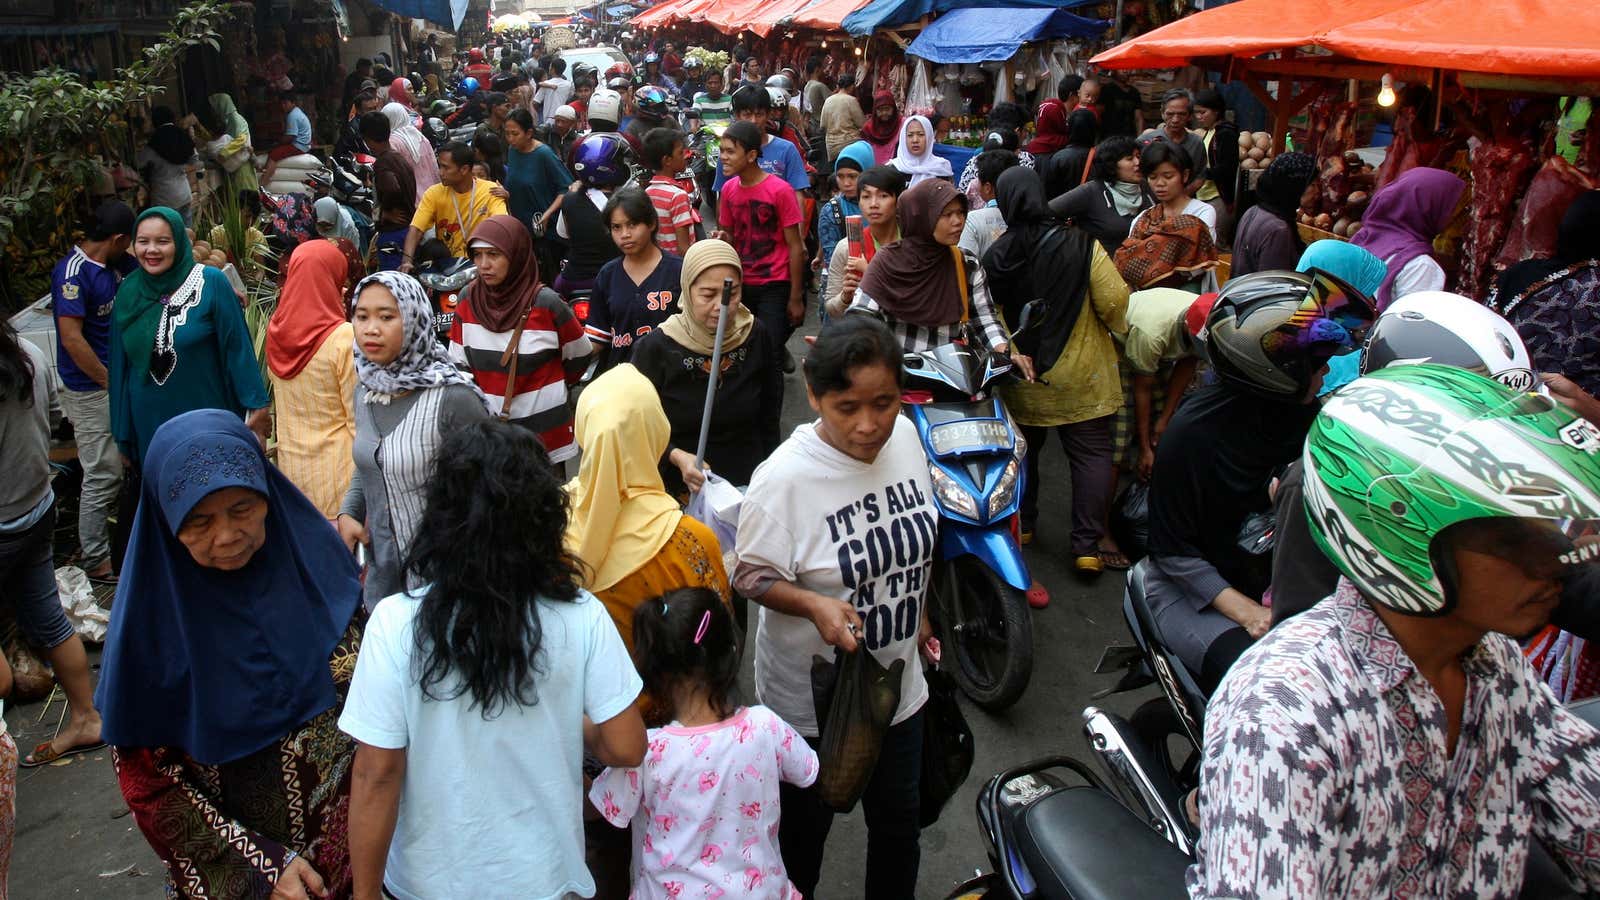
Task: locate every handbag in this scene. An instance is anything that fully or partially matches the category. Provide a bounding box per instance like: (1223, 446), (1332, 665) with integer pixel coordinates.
(918, 663), (974, 826)
(809, 646), (905, 813)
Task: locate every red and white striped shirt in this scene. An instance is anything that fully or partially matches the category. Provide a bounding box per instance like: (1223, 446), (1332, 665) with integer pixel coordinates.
(646, 175), (697, 255)
(448, 286), (593, 462)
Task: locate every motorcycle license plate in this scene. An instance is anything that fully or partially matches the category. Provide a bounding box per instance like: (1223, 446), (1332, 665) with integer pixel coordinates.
(929, 419), (1011, 456)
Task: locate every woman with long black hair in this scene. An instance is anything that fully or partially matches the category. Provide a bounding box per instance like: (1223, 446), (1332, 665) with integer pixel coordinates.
(342, 419), (645, 900)
(1048, 136), (1152, 254)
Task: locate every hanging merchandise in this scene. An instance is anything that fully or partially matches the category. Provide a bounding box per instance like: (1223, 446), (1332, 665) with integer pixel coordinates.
(907, 58), (937, 118)
(992, 61), (1013, 106)
(1043, 45), (1067, 101)
(960, 63), (984, 87)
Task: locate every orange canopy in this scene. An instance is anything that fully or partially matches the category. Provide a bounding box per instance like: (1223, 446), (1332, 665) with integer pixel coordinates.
(1091, 0), (1392, 70)
(1322, 0), (1600, 78)
(704, 0), (804, 36)
(1094, 0), (1600, 79)
(632, 0), (713, 28)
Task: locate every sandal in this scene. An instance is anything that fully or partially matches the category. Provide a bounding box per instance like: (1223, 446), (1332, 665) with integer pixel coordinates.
(1026, 580), (1051, 609)
(21, 739), (106, 768)
(1074, 555), (1104, 575)
(1096, 548), (1133, 571)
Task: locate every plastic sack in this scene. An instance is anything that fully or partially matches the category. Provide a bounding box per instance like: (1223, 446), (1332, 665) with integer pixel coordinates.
(919, 664), (974, 826)
(684, 472), (743, 575)
(1109, 479), (1151, 562)
(906, 59), (936, 118)
(55, 566), (110, 642)
(809, 647), (905, 813)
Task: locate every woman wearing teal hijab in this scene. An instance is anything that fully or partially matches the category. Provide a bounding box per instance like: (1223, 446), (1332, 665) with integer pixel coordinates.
(1296, 240), (1387, 397)
(110, 207), (269, 466)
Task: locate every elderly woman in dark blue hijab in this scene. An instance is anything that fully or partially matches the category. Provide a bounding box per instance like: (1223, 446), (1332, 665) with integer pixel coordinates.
(95, 409), (363, 899)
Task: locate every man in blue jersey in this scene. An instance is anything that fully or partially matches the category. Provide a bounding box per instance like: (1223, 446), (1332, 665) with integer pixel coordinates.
(51, 200), (136, 581)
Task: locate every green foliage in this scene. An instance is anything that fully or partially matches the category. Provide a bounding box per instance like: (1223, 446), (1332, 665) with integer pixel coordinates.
(0, 0), (235, 308)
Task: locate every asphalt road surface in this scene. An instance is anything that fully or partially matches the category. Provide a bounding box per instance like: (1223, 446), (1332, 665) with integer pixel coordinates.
(9, 318), (1154, 899)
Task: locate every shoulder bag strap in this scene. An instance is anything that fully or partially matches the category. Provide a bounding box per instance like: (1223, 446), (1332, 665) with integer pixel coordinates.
(1079, 146), (1097, 186)
(951, 246), (970, 323)
(496, 304), (533, 421)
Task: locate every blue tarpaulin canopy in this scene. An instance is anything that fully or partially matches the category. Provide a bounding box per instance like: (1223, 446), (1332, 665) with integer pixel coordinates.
(365, 0), (469, 28)
(906, 6), (1109, 61)
(842, 0), (1097, 36)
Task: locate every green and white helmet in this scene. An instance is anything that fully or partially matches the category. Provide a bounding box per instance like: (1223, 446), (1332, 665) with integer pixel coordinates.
(1303, 364), (1600, 615)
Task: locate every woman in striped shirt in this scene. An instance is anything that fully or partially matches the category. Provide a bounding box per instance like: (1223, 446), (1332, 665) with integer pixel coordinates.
(448, 215), (594, 468)
(847, 179), (1034, 381)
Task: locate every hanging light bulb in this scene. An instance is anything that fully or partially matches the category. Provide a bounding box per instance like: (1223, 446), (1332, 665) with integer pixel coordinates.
(1378, 73), (1396, 108)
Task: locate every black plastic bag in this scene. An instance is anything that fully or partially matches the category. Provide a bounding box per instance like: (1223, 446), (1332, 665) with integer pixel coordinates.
(809, 647), (905, 813)
(1110, 479), (1151, 562)
(919, 665), (974, 827)
(1233, 510), (1277, 598)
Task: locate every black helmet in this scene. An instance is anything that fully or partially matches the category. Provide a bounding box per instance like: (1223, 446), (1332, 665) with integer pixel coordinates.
(1202, 269), (1376, 399)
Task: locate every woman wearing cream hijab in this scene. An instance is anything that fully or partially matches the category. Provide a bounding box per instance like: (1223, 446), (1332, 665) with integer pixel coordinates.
(563, 364), (731, 653)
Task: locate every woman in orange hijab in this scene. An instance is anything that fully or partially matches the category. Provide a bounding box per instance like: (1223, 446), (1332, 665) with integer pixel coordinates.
(265, 239), (357, 518)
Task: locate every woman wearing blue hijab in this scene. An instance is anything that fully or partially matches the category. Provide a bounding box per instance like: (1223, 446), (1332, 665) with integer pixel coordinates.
(96, 409), (363, 899)
(1267, 240), (1389, 625)
(815, 140), (875, 317)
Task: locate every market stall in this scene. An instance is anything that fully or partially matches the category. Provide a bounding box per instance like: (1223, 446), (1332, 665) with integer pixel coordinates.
(1092, 0), (1600, 300)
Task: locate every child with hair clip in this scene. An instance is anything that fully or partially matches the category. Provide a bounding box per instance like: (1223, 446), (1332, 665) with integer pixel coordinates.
(589, 587), (818, 899)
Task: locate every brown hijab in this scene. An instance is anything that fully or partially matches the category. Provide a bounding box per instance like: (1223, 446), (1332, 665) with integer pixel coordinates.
(460, 214), (544, 333)
(857, 179), (966, 328)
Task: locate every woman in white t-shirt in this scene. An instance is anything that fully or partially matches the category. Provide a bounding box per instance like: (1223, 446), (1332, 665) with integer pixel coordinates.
(733, 315), (935, 900)
(1130, 139), (1217, 242)
(340, 419), (646, 900)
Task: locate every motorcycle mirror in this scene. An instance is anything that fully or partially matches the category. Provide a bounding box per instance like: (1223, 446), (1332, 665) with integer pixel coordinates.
(903, 352), (924, 369)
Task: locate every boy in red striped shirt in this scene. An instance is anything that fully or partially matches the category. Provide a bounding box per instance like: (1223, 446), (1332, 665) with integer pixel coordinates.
(643, 127), (699, 256)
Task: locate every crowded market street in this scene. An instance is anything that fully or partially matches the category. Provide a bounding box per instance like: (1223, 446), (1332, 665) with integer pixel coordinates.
(7, 324), (1151, 898)
(4, 0), (1600, 897)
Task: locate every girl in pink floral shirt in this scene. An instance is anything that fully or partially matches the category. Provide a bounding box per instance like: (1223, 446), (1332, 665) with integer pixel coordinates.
(589, 588), (819, 899)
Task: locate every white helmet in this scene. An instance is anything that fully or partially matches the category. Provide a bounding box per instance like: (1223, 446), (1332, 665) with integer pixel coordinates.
(587, 88), (623, 126)
(1360, 291), (1538, 393)
(766, 85), (790, 110)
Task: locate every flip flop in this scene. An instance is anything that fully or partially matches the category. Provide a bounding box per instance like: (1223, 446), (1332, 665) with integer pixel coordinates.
(1096, 549), (1133, 571)
(21, 739), (106, 768)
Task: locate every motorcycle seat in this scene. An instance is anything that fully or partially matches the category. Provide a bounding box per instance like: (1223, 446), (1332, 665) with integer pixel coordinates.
(1015, 786), (1190, 900)
(1571, 696), (1600, 731)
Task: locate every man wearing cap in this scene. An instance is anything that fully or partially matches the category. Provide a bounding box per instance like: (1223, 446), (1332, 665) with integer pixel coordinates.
(51, 201), (136, 582)
(539, 105), (581, 163)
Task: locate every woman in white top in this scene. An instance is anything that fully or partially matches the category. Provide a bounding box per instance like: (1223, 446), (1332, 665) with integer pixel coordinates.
(732, 316), (936, 900)
(1351, 166), (1466, 309)
(341, 419), (645, 900)
(889, 114), (953, 187)
(1131, 139), (1217, 242)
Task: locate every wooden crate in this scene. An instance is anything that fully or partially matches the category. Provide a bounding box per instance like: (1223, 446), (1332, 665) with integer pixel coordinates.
(1298, 222), (1346, 244)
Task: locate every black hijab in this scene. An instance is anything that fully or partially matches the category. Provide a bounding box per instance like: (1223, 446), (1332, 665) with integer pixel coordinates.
(1253, 151), (1316, 258)
(981, 167), (1094, 372)
(148, 105), (195, 167)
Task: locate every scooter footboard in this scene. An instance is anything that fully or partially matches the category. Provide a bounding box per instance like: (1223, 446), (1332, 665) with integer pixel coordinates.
(940, 522), (1030, 591)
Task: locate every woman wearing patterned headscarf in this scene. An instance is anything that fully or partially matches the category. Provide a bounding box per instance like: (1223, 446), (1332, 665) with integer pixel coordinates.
(1230, 151), (1317, 278)
(336, 271), (489, 609)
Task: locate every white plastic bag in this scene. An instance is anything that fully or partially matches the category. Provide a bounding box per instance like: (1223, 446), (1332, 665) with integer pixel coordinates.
(906, 59), (937, 118)
(684, 473), (744, 575)
(55, 566), (110, 642)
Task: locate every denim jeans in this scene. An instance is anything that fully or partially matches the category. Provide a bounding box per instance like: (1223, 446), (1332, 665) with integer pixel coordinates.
(59, 388), (122, 570)
(778, 709), (924, 899)
(0, 500), (76, 649)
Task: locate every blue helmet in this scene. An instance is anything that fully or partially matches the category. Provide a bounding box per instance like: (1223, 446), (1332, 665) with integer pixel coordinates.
(634, 85), (671, 121)
(569, 132), (633, 188)
(460, 76), (480, 96)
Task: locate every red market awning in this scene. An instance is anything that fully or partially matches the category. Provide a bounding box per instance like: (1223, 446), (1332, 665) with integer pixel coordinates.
(790, 0), (874, 30)
(1094, 0), (1600, 79)
(703, 0), (797, 36)
(739, 0), (826, 35)
(632, 0), (709, 28)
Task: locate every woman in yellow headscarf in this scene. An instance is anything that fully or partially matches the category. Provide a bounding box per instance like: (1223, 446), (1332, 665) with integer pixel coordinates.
(564, 364), (730, 653)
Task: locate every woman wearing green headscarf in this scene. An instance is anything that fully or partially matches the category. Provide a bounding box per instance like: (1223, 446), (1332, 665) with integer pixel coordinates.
(110, 207), (270, 467)
(206, 93), (259, 194)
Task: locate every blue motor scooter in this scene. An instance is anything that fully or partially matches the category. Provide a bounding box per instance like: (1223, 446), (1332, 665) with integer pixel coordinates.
(903, 341), (1034, 710)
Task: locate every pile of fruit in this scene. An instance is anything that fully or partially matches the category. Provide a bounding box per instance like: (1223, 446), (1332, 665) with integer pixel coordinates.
(1237, 131), (1276, 171)
(1297, 151), (1378, 239)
